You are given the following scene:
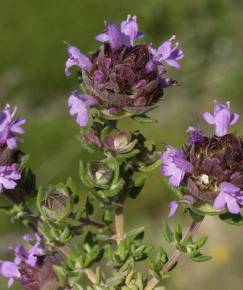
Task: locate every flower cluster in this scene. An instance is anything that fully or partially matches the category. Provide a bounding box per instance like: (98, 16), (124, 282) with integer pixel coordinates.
(65, 15), (184, 126)
(161, 101), (243, 216)
(0, 234), (45, 288)
(0, 104), (24, 192)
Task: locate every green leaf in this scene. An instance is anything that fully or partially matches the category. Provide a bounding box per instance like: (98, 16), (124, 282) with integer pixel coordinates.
(66, 177), (78, 195)
(132, 115), (157, 124)
(126, 226), (145, 241)
(133, 172), (147, 187)
(52, 265), (66, 287)
(19, 153), (30, 168)
(79, 161), (94, 188)
(191, 254), (212, 262)
(174, 224), (182, 242)
(219, 212), (243, 225)
(162, 223), (174, 243)
(116, 149), (140, 162)
(175, 242), (187, 253)
(139, 159), (161, 173)
(194, 236), (208, 249)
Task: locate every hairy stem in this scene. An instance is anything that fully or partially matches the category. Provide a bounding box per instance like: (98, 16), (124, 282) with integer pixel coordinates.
(114, 206), (124, 245)
(144, 218), (204, 290)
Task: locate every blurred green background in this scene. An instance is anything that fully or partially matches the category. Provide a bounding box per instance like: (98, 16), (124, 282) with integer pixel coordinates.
(1, 0), (243, 289)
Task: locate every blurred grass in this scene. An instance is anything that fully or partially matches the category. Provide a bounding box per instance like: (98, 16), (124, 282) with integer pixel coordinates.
(1, 0), (243, 289)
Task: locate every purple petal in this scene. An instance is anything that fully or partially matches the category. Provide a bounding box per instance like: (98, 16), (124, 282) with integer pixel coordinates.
(121, 15), (139, 46)
(11, 118), (26, 134)
(213, 192), (227, 210)
(0, 261), (20, 279)
(8, 277), (14, 288)
(95, 33), (110, 42)
(230, 113), (239, 125)
(107, 23), (122, 49)
(168, 201), (179, 217)
(220, 182), (240, 194)
(157, 40), (172, 59)
(203, 112), (215, 124)
(226, 194), (241, 214)
(168, 169), (185, 187)
(214, 108), (231, 137)
(165, 59), (180, 69)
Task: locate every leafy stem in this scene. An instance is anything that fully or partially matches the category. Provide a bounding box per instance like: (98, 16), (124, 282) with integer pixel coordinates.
(145, 218), (205, 290)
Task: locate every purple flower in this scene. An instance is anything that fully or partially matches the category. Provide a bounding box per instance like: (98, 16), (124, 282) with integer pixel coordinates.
(0, 261), (21, 288)
(147, 35), (184, 72)
(0, 164), (21, 192)
(0, 104), (26, 150)
(65, 45), (92, 77)
(14, 234), (44, 268)
(0, 234), (44, 288)
(213, 182), (243, 214)
(168, 201), (179, 217)
(161, 146), (193, 187)
(68, 90), (97, 127)
(121, 15), (143, 46)
(187, 126), (205, 144)
(96, 15), (143, 49)
(203, 101), (239, 137)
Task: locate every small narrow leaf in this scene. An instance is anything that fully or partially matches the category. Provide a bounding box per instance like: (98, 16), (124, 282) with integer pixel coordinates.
(191, 254), (212, 262)
(195, 236), (208, 249)
(162, 223), (174, 243)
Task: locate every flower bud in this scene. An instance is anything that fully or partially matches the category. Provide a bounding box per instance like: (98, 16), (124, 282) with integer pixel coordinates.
(87, 161), (113, 188)
(39, 185), (71, 222)
(104, 130), (135, 153)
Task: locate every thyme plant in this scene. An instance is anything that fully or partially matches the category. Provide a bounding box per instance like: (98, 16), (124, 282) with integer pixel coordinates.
(0, 15), (242, 290)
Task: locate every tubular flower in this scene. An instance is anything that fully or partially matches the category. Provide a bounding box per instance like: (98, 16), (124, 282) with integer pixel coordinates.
(65, 46), (92, 77)
(213, 182), (243, 214)
(160, 146), (193, 187)
(0, 104), (26, 150)
(147, 35), (184, 72)
(161, 101), (243, 215)
(65, 15), (184, 116)
(203, 101), (239, 137)
(96, 15), (143, 49)
(68, 90), (97, 126)
(0, 164), (21, 191)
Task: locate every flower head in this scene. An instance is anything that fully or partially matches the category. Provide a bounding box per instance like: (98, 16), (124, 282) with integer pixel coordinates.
(203, 101), (239, 137)
(68, 90), (97, 127)
(65, 15), (184, 116)
(161, 146), (193, 187)
(161, 101), (243, 216)
(0, 164), (21, 191)
(0, 104), (26, 150)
